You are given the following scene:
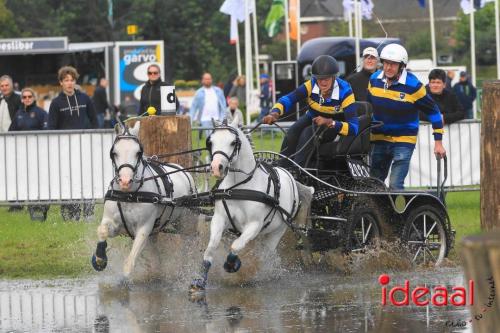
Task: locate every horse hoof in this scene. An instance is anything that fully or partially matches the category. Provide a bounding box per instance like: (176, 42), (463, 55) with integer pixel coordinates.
(91, 254), (107, 271)
(189, 278), (206, 292)
(223, 254), (241, 273)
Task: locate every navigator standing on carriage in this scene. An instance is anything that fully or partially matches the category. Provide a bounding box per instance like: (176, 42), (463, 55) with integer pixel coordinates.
(262, 55), (359, 167)
(367, 44), (446, 190)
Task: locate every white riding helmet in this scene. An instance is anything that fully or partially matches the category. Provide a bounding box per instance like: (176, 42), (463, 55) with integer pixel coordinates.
(380, 44), (408, 65)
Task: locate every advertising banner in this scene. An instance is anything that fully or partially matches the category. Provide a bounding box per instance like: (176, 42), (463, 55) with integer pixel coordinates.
(113, 41), (164, 105)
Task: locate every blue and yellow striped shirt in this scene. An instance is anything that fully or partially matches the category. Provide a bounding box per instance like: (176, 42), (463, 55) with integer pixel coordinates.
(367, 69), (444, 146)
(272, 77), (358, 136)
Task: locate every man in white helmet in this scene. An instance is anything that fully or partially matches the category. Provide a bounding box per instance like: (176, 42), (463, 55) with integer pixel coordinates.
(347, 47), (379, 101)
(367, 43), (446, 190)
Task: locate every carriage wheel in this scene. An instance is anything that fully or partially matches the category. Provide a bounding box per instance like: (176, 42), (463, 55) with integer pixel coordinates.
(402, 205), (448, 266)
(345, 207), (382, 253)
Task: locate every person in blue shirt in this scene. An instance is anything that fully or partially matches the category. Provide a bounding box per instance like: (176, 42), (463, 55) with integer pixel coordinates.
(262, 55), (359, 167)
(367, 44), (446, 190)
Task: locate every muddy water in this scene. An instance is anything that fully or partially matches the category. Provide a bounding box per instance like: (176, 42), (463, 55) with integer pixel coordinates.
(0, 267), (471, 333)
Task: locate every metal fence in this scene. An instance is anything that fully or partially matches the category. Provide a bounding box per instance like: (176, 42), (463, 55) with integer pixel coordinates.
(0, 120), (480, 204)
(0, 289), (98, 331)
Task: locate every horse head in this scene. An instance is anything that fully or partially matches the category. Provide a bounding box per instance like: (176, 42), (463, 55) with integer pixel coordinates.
(111, 121), (143, 191)
(207, 117), (249, 179)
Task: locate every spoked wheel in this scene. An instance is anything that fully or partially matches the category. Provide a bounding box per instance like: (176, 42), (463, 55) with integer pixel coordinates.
(345, 207), (382, 253)
(402, 205), (448, 266)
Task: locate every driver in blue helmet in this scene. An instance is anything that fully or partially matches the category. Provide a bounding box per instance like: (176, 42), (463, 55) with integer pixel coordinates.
(262, 55), (359, 167)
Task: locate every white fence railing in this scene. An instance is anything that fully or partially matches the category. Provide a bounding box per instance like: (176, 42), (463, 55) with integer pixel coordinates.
(0, 289), (98, 331)
(0, 121), (480, 204)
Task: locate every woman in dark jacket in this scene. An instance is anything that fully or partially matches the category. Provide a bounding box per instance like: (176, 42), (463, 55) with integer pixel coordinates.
(9, 88), (50, 220)
(9, 88), (48, 131)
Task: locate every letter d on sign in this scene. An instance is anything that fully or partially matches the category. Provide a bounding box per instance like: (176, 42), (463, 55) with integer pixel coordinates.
(160, 85), (176, 114)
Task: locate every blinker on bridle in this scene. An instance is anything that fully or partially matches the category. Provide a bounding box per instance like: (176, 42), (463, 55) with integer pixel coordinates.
(206, 125), (242, 165)
(110, 126), (145, 181)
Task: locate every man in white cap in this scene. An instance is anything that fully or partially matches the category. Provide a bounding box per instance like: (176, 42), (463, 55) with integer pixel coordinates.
(346, 47), (379, 101)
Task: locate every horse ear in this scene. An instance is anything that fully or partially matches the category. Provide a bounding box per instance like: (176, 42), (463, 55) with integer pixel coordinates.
(114, 122), (125, 135)
(222, 118), (228, 126)
(129, 121), (141, 136)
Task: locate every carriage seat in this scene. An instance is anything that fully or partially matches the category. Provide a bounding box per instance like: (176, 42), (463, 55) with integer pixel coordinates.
(318, 101), (373, 159)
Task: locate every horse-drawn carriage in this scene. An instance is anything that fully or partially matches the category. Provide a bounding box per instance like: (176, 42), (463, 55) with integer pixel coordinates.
(91, 103), (454, 290)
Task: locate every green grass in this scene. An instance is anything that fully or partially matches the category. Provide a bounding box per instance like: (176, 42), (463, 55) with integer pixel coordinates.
(0, 206), (98, 279)
(445, 191), (481, 256)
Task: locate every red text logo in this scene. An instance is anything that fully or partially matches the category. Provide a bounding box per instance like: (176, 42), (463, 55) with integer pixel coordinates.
(379, 274), (474, 306)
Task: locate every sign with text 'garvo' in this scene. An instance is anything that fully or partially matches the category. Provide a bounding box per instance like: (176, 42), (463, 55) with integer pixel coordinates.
(160, 86), (176, 114)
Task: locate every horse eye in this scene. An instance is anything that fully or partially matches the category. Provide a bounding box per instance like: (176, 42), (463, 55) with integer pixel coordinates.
(230, 140), (236, 146)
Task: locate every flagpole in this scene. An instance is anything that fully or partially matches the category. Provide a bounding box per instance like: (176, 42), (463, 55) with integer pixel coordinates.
(354, 0), (361, 69)
(495, 0), (500, 79)
(236, 20), (242, 76)
(252, 0), (260, 91)
(297, 0), (301, 56)
(348, 8), (353, 37)
(470, 6), (477, 119)
(429, 0), (437, 67)
(284, 0), (291, 61)
(245, 0), (253, 125)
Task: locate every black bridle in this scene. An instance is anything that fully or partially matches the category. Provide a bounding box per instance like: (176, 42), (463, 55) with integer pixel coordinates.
(206, 125), (242, 165)
(110, 129), (145, 184)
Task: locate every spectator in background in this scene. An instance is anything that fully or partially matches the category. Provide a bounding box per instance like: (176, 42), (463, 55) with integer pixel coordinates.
(9, 88), (50, 219)
(190, 72), (226, 137)
(48, 66), (97, 221)
(445, 70), (455, 91)
(139, 64), (163, 115)
(0, 75), (22, 132)
(92, 78), (110, 128)
(347, 47), (379, 101)
(9, 88), (48, 131)
(453, 71), (477, 119)
(119, 95), (139, 121)
(48, 66), (97, 130)
(225, 97), (243, 127)
(229, 75), (246, 110)
(424, 69), (464, 125)
(258, 73), (271, 122)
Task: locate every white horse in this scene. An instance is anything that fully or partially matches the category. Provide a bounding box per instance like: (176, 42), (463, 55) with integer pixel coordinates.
(91, 121), (195, 279)
(190, 119), (313, 291)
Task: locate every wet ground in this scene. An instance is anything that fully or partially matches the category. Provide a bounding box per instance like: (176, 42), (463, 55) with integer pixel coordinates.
(0, 267), (472, 333)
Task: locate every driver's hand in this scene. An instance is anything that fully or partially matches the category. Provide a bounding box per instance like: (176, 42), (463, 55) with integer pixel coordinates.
(313, 116), (334, 127)
(262, 112), (279, 125)
(434, 140), (446, 158)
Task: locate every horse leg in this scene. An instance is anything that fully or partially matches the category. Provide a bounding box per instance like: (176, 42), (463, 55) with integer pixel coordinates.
(190, 214), (226, 292)
(92, 202), (121, 272)
(224, 221), (261, 273)
(144, 234), (162, 280)
(123, 224), (154, 279)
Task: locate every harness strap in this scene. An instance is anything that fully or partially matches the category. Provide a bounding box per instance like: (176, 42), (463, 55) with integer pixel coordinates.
(148, 163), (174, 197)
(222, 199), (241, 236)
(117, 201), (135, 239)
(105, 190), (163, 204)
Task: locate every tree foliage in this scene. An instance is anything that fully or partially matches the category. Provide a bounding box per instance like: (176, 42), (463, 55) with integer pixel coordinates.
(3, 0), (281, 83)
(454, 3), (497, 65)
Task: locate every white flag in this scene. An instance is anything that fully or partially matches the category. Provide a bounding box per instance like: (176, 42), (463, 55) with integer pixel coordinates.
(220, 0), (254, 44)
(460, 0), (494, 14)
(343, 0), (374, 21)
(220, 0), (254, 23)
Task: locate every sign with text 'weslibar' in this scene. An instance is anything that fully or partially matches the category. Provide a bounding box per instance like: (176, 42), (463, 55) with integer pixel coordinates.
(0, 37), (67, 54)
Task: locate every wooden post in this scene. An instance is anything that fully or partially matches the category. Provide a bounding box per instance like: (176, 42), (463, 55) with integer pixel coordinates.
(480, 81), (500, 230)
(462, 233), (500, 333)
(129, 115), (192, 167)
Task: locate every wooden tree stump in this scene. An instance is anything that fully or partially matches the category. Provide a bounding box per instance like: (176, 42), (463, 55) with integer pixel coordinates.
(480, 81), (500, 230)
(129, 115), (192, 167)
(462, 232), (500, 333)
